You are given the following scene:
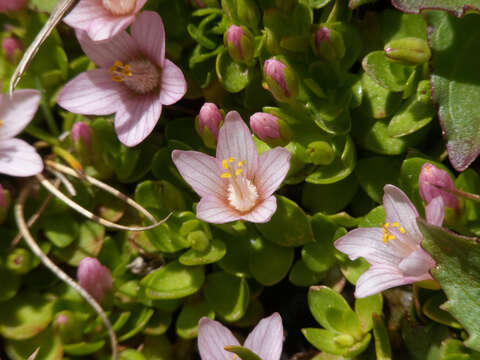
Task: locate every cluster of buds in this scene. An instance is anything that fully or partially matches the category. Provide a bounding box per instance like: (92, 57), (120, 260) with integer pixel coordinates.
(195, 103), (224, 148)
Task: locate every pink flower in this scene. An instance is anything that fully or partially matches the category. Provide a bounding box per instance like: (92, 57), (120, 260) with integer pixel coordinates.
(77, 257), (112, 303)
(334, 185), (442, 298)
(0, 0), (27, 12)
(63, 0), (146, 42)
(172, 111), (290, 224)
(58, 11), (187, 147)
(0, 90), (43, 177)
(2, 36), (22, 62)
(198, 313), (283, 360)
(72, 122), (91, 145)
(419, 163), (460, 211)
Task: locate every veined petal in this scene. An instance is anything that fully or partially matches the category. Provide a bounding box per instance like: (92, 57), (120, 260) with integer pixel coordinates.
(240, 195), (277, 223)
(254, 147), (290, 198)
(425, 196), (445, 227)
(354, 265), (409, 298)
(334, 227), (408, 265)
(114, 93), (162, 147)
(131, 11), (165, 66)
(0, 138), (43, 177)
(87, 14), (136, 42)
(77, 28), (139, 68)
(159, 59), (187, 105)
(198, 317), (240, 360)
(398, 248), (435, 277)
(244, 313), (283, 360)
(58, 69), (129, 116)
(63, 0), (109, 33)
(0, 90), (40, 140)
(172, 150), (226, 199)
(196, 196), (240, 224)
(383, 185), (423, 244)
(216, 111), (258, 179)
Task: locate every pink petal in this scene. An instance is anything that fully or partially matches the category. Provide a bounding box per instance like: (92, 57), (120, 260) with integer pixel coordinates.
(87, 14), (136, 42)
(76, 29), (139, 68)
(198, 317), (240, 360)
(0, 138), (43, 177)
(355, 265), (409, 298)
(425, 196), (445, 227)
(114, 93), (162, 147)
(240, 195), (277, 223)
(216, 111), (258, 179)
(135, 0), (148, 12)
(159, 59), (187, 105)
(63, 0), (110, 33)
(383, 185), (423, 244)
(131, 11), (165, 66)
(196, 196), (240, 224)
(398, 248), (435, 278)
(0, 90), (40, 140)
(254, 147), (290, 198)
(58, 69), (129, 115)
(244, 313), (283, 360)
(171, 150), (226, 199)
(334, 227), (407, 265)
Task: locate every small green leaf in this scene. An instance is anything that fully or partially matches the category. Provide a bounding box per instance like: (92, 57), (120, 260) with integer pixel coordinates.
(355, 293), (383, 332)
(289, 259), (325, 287)
(302, 328), (371, 357)
(216, 49), (252, 93)
(5, 327), (62, 360)
(176, 300), (214, 339)
(372, 313), (392, 360)
(225, 345), (262, 360)
(63, 340), (106, 356)
(362, 51), (413, 92)
(42, 213), (79, 248)
(387, 95), (435, 138)
(422, 293), (462, 329)
(118, 307), (154, 342)
(119, 349), (147, 360)
(143, 311), (172, 336)
(179, 238), (226, 266)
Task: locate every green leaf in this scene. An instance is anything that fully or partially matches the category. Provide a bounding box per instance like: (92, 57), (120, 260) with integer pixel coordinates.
(302, 328), (371, 357)
(135, 180), (186, 212)
(118, 307), (154, 342)
(392, 0), (480, 17)
(289, 259), (325, 287)
(140, 260), (205, 300)
(143, 311), (172, 336)
(355, 293), (383, 332)
(216, 49), (252, 93)
(372, 313), (392, 360)
(142, 335), (174, 360)
(349, 0), (378, 9)
(42, 213), (79, 248)
(225, 346), (262, 360)
(387, 95), (435, 138)
(179, 238), (227, 266)
(427, 11), (480, 170)
(362, 51), (413, 92)
(5, 327), (62, 360)
(204, 272), (250, 322)
(256, 196), (314, 247)
(422, 293), (462, 329)
(63, 340), (106, 356)
(419, 219), (480, 351)
(119, 349), (147, 360)
(176, 300), (214, 339)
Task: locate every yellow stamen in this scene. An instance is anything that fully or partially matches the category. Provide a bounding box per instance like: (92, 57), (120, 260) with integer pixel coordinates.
(0, 119), (3, 127)
(222, 159), (229, 169)
(235, 168), (243, 176)
(382, 222), (396, 243)
(112, 75), (123, 82)
(237, 161), (244, 167)
(228, 157), (235, 163)
(399, 227), (406, 233)
(109, 60), (132, 81)
(392, 222), (400, 227)
(221, 172), (231, 178)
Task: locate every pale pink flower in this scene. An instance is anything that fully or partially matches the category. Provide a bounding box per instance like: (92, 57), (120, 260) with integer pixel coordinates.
(198, 313), (283, 360)
(77, 257), (112, 303)
(334, 185), (442, 298)
(419, 163), (460, 211)
(173, 111), (290, 224)
(0, 90), (43, 177)
(0, 0), (27, 12)
(63, 0), (146, 42)
(58, 11), (187, 147)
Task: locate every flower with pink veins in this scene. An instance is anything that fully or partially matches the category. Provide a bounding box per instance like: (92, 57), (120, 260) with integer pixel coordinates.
(172, 111), (291, 224)
(198, 313), (284, 360)
(334, 185), (443, 298)
(58, 11), (187, 147)
(63, 0), (147, 42)
(0, 90), (43, 177)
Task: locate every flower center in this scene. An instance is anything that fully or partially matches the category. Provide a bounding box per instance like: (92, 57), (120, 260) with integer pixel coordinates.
(109, 59), (161, 95)
(102, 0), (136, 16)
(221, 157), (259, 212)
(382, 222), (406, 243)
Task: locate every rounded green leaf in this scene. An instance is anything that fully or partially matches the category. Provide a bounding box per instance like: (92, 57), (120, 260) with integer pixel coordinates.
(216, 49), (252, 93)
(6, 327), (62, 360)
(140, 261), (205, 300)
(176, 300), (214, 339)
(118, 307), (155, 342)
(289, 259), (325, 287)
(142, 335), (173, 360)
(179, 238), (226, 266)
(42, 213), (79, 248)
(63, 340), (106, 356)
(355, 293), (383, 332)
(362, 51), (413, 92)
(135, 180), (186, 212)
(143, 310), (172, 336)
(302, 327), (371, 357)
(387, 96), (434, 138)
(119, 349), (147, 360)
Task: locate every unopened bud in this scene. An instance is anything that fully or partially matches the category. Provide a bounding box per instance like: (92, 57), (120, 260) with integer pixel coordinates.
(77, 257), (112, 303)
(419, 163), (460, 211)
(384, 37), (431, 66)
(236, 0), (260, 27)
(312, 26), (345, 63)
(101, 0), (136, 16)
(0, 0), (28, 12)
(0, 184), (10, 224)
(250, 112), (291, 147)
(2, 36), (22, 63)
(53, 311), (82, 343)
(6, 248), (32, 275)
(72, 122), (91, 145)
(196, 103), (224, 148)
(224, 25), (255, 65)
(307, 141), (336, 165)
(264, 58), (299, 103)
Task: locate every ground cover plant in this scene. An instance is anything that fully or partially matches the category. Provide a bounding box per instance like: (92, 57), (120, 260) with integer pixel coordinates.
(1, 0), (480, 359)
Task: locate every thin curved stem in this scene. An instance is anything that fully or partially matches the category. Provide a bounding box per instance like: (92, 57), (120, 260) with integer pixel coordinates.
(15, 184), (118, 360)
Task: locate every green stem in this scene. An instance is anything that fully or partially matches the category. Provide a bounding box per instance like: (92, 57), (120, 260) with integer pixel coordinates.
(25, 124), (60, 146)
(35, 77), (60, 136)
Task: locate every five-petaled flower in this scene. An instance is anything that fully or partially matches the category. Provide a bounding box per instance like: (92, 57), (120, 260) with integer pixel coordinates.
(198, 313), (284, 360)
(334, 185), (442, 298)
(0, 90), (43, 177)
(58, 11), (187, 147)
(172, 111), (291, 224)
(63, 0), (146, 42)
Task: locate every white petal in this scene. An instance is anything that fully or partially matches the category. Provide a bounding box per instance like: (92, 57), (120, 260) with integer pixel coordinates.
(0, 90), (40, 140)
(198, 317), (240, 360)
(240, 196), (277, 223)
(159, 59), (187, 105)
(425, 196), (445, 227)
(0, 138), (43, 177)
(196, 196), (240, 224)
(254, 147), (290, 198)
(131, 11), (165, 66)
(398, 247), (435, 277)
(354, 265), (409, 298)
(244, 313), (283, 360)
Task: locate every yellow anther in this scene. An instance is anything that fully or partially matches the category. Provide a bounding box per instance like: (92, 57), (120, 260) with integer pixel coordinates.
(399, 227), (406, 234)
(384, 222), (390, 228)
(392, 222), (400, 227)
(222, 159), (229, 169)
(112, 75), (123, 82)
(228, 157), (235, 163)
(235, 168), (243, 176)
(114, 60), (123, 67)
(0, 119), (3, 127)
(221, 172), (232, 178)
(237, 161), (244, 167)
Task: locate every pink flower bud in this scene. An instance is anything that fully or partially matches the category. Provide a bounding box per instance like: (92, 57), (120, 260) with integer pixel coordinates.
(2, 36), (22, 62)
(72, 122), (91, 145)
(0, 0), (27, 12)
(0, 184), (7, 208)
(224, 25), (254, 64)
(250, 113), (281, 141)
(189, 0), (206, 8)
(312, 26), (345, 62)
(196, 103), (223, 148)
(419, 163), (460, 210)
(264, 58), (299, 103)
(77, 257), (112, 303)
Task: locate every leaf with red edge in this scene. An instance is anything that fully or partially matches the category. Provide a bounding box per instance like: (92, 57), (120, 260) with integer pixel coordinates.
(392, 0), (480, 17)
